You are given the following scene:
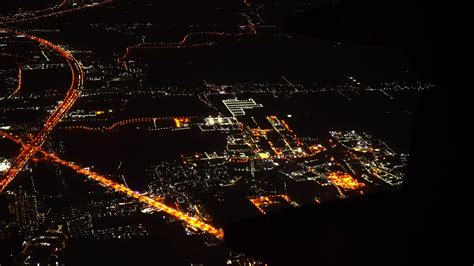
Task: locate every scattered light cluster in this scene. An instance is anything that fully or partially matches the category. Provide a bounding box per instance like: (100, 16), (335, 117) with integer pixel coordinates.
(249, 194), (291, 214)
(326, 171), (366, 191)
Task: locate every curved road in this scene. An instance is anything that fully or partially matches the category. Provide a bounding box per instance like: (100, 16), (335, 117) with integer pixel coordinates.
(0, 32), (84, 191)
(0, 33), (225, 239)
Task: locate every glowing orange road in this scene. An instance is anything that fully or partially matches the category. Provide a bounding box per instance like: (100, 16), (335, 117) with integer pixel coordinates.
(0, 32), (84, 192)
(46, 154), (224, 239)
(120, 42), (215, 67)
(158, 31), (256, 46)
(0, 131), (27, 145)
(121, 31), (258, 64)
(124, 31), (255, 56)
(63, 116), (193, 131)
(0, 131), (224, 239)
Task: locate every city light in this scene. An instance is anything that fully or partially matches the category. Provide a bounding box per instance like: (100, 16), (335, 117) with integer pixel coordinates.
(0, 0), (425, 263)
(249, 195), (291, 214)
(326, 171), (366, 191)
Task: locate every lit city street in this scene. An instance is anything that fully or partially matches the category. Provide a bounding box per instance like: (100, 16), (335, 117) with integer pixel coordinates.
(0, 0), (437, 264)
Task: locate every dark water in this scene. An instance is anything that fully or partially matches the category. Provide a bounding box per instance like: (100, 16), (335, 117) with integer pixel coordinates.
(0, 138), (20, 158)
(54, 128), (226, 164)
(0, 68), (71, 128)
(25, 0), (426, 88)
(124, 95), (214, 117)
(30, 0), (241, 55)
(137, 36), (419, 87)
(21, 68), (71, 96)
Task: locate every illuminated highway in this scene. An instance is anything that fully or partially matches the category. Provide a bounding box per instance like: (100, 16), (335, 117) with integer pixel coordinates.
(156, 31), (256, 46)
(45, 154), (224, 239)
(121, 31), (258, 64)
(63, 117), (193, 131)
(0, 131), (28, 146)
(0, 131), (225, 239)
(0, 32), (84, 192)
(0, 31), (223, 238)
